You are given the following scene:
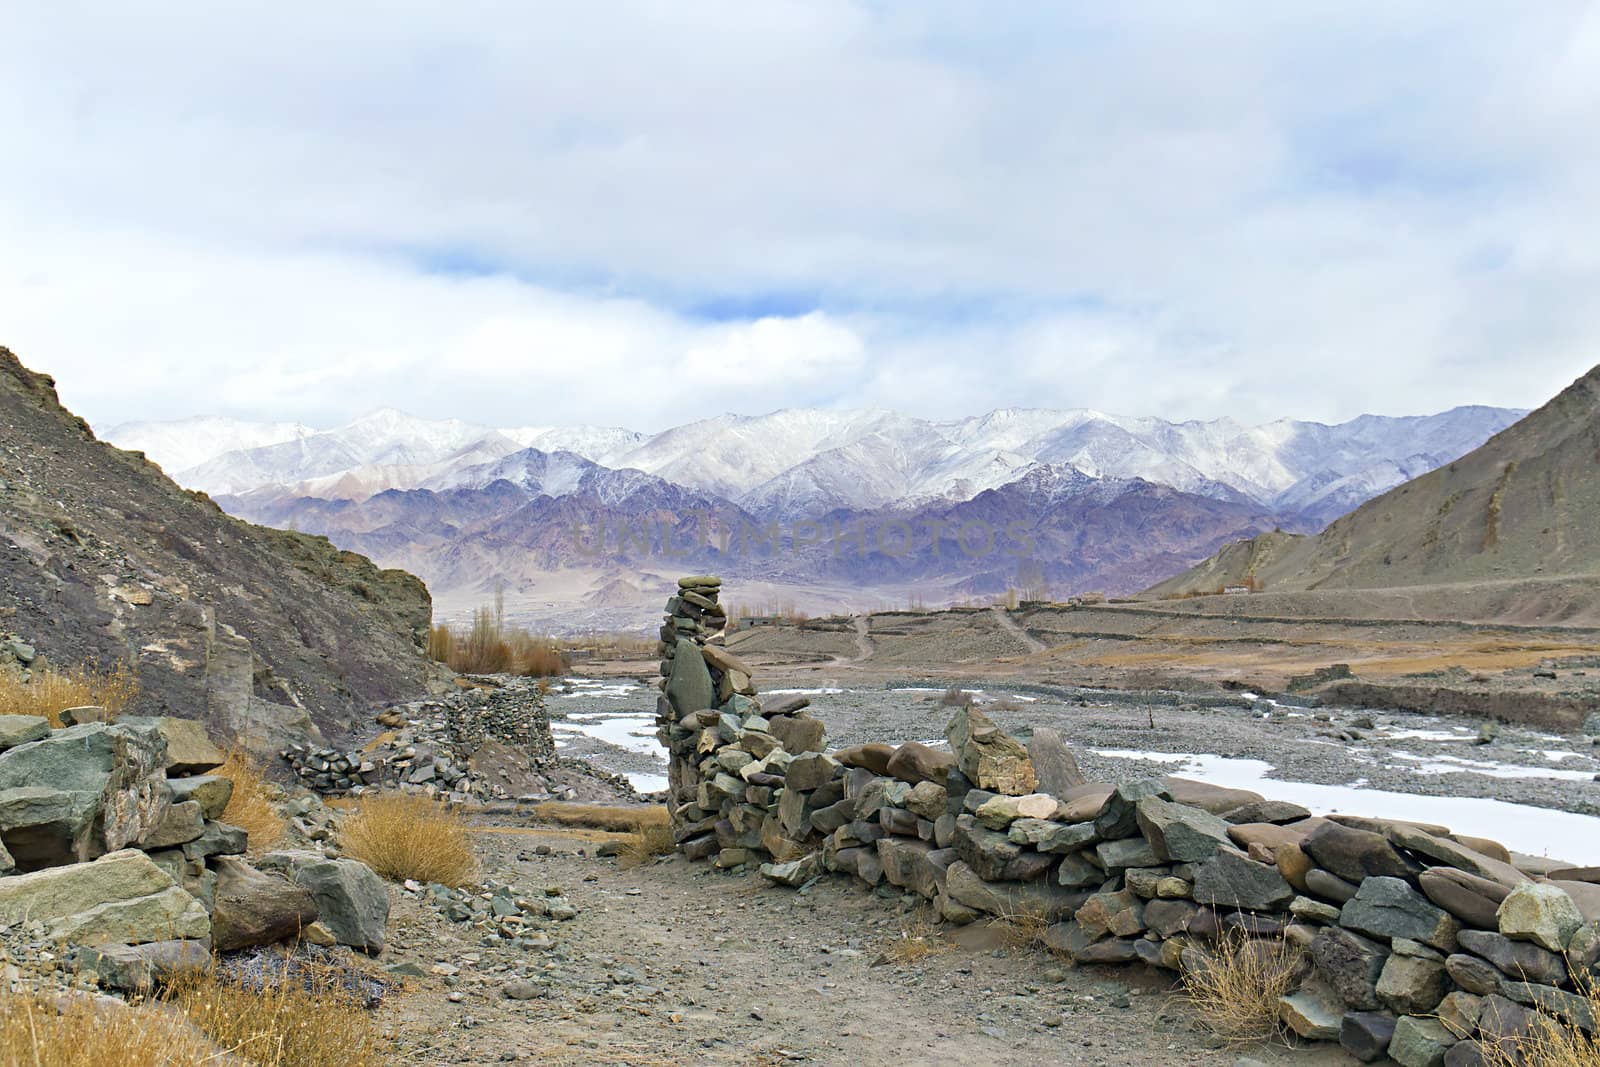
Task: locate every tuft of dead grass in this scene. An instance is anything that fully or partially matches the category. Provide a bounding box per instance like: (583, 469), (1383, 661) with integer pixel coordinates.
(0, 986), (216, 1067)
(881, 907), (949, 964)
(340, 792), (478, 886)
(1181, 931), (1305, 1047)
(167, 965), (387, 1067)
(618, 819), (677, 869)
(993, 905), (1063, 958)
(429, 597), (570, 677)
(217, 750), (288, 855)
(531, 802), (669, 834)
(0, 660), (138, 727)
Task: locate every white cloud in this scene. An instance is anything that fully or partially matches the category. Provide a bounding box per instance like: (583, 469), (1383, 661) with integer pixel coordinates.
(2, 2), (1599, 430)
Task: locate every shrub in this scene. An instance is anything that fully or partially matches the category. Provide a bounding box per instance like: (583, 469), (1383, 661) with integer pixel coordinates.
(0, 660), (139, 727)
(217, 750), (288, 855)
(1180, 931), (1305, 1046)
(937, 686), (974, 708)
(531, 802), (669, 834)
(340, 792), (477, 886)
(428, 603), (570, 677)
(882, 907), (948, 964)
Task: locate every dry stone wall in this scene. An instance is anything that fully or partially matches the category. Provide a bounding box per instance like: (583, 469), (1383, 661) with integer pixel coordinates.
(655, 578), (1600, 1066)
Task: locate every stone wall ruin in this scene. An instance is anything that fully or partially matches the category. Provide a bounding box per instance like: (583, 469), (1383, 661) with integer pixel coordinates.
(654, 578), (1600, 1065)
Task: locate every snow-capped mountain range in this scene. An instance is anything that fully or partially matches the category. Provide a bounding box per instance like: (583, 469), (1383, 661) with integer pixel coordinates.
(102, 402), (1525, 625)
(108, 403), (1522, 525)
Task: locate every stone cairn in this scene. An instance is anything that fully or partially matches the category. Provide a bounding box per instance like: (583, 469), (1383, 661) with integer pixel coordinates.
(657, 577), (1600, 1066)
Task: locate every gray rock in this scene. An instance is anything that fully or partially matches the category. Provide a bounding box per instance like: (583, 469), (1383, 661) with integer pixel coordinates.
(1436, 991), (1484, 1039)
(1444, 953), (1503, 996)
(944, 860), (1088, 921)
(760, 852), (822, 887)
(258, 851), (389, 954)
(0, 848), (209, 944)
(73, 939), (210, 992)
(1222, 799), (1313, 825)
(0, 723), (171, 869)
(1008, 817), (1096, 854)
(1340, 877), (1460, 952)
(1026, 727), (1085, 795)
(1310, 925), (1389, 1010)
(1386, 825), (1527, 889)
(1277, 983), (1344, 1040)
(953, 814), (1051, 882)
(665, 637), (715, 718)
(209, 855), (319, 952)
(1093, 779), (1171, 840)
(1456, 928), (1567, 984)
(0, 715), (49, 753)
(1304, 821), (1418, 882)
(769, 714), (827, 755)
(1377, 953), (1448, 1015)
(1095, 836), (1161, 871)
(166, 775), (234, 820)
(1305, 867), (1360, 904)
(884, 741), (954, 784)
(1145, 898), (1199, 937)
(1420, 868), (1506, 929)
(1499, 980), (1596, 1033)
(140, 800), (205, 849)
(1496, 882), (1583, 952)
(1135, 796), (1233, 862)
(947, 706), (1035, 795)
(1388, 1015), (1457, 1067)
(785, 752), (839, 793)
(1341, 1011), (1398, 1063)
(1191, 848), (1294, 911)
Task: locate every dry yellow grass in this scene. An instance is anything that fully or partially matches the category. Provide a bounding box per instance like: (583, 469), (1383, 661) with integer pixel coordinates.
(618, 819), (677, 869)
(216, 750), (288, 855)
(340, 792), (478, 886)
(993, 905), (1064, 958)
(881, 907), (949, 964)
(1481, 981), (1600, 1067)
(167, 966), (387, 1067)
(531, 802), (669, 834)
(0, 660), (139, 727)
(1181, 932), (1305, 1046)
(0, 987), (216, 1067)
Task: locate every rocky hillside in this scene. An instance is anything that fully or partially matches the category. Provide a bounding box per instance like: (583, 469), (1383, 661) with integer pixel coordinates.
(0, 346), (435, 750)
(1143, 362), (1600, 602)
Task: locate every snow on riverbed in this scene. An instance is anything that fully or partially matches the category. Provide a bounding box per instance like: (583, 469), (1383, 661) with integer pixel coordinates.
(1093, 749), (1600, 865)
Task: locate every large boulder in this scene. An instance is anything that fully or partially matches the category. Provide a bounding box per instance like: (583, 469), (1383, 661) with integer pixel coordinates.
(209, 856), (320, 951)
(768, 715), (827, 755)
(258, 851), (389, 954)
(0, 723), (171, 869)
(0, 715), (50, 753)
(1303, 821), (1418, 882)
(835, 743), (895, 776)
(0, 848), (209, 945)
(946, 707), (1035, 795)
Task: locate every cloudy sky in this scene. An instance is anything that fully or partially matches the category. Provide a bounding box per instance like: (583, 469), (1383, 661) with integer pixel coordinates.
(3, 3), (1598, 432)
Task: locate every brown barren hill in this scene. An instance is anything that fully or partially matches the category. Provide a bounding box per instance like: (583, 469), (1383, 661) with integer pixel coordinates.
(1143, 363), (1600, 615)
(0, 345), (436, 749)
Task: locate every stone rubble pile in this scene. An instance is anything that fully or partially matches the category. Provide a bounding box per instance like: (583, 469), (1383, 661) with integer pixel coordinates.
(280, 677), (557, 800)
(401, 876), (577, 946)
(655, 577), (1600, 1067)
(0, 709), (391, 994)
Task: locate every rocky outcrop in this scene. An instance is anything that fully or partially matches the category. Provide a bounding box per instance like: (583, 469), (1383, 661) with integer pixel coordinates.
(0, 345), (437, 751)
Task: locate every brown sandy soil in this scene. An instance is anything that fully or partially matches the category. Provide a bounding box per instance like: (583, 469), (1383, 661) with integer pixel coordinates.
(377, 822), (1351, 1067)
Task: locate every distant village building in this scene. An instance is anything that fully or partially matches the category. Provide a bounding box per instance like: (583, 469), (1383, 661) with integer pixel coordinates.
(737, 615), (778, 630)
(1223, 585), (1252, 595)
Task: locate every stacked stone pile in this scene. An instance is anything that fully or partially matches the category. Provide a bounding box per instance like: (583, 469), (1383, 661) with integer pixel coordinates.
(281, 676), (556, 799)
(655, 578), (1600, 1066)
(0, 711), (390, 993)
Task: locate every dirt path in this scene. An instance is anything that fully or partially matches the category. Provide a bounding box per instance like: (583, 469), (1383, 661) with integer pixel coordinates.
(377, 821), (1352, 1067)
(990, 606), (1047, 654)
(852, 614), (875, 661)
